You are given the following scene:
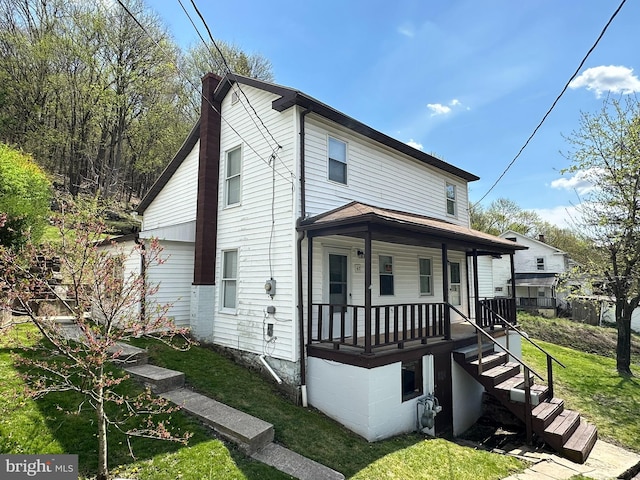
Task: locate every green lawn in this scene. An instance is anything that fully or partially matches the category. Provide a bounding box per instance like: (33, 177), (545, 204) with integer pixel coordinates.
(1, 324), (524, 479)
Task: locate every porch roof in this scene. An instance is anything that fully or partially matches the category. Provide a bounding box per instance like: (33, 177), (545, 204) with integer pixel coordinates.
(514, 273), (559, 287)
(298, 202), (528, 255)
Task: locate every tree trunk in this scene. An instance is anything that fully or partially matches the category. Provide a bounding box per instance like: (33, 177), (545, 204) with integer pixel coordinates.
(97, 380), (109, 480)
(615, 300), (633, 376)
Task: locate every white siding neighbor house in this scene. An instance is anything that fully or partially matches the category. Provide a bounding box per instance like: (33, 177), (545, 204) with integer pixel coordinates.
(493, 231), (574, 317)
(116, 73), (598, 462)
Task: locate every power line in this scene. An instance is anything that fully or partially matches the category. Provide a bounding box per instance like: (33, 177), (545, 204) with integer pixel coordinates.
(473, 0), (628, 207)
(112, 0), (294, 186)
(185, 0), (284, 148)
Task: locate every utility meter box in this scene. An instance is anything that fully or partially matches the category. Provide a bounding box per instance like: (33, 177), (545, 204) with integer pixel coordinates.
(265, 278), (276, 297)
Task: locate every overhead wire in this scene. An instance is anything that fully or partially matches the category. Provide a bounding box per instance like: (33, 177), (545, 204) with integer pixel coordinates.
(182, 0), (293, 180)
(472, 0), (628, 207)
(113, 0), (294, 186)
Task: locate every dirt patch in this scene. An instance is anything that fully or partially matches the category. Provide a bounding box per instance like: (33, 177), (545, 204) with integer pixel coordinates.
(517, 314), (640, 363)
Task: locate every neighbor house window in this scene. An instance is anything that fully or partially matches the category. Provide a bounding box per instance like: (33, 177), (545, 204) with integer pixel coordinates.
(536, 257), (545, 271)
(446, 183), (456, 216)
(419, 258), (433, 295)
(225, 146), (241, 206)
(328, 136), (347, 184)
(402, 360), (423, 401)
(222, 250), (238, 310)
(379, 255), (394, 296)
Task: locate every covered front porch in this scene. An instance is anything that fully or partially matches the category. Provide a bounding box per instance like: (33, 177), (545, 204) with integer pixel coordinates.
(299, 202), (526, 359)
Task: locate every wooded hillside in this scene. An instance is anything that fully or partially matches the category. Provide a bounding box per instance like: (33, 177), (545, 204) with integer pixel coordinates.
(0, 0), (272, 205)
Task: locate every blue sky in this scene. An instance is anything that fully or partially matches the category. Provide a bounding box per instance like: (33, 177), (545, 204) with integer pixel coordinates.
(151, 0), (639, 228)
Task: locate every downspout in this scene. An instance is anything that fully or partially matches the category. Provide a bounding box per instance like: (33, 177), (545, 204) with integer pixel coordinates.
(134, 235), (146, 323)
(297, 107), (312, 407)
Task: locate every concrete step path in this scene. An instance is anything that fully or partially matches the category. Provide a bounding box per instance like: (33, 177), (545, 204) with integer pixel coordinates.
(502, 439), (640, 480)
(124, 364), (184, 394)
(161, 388), (345, 480)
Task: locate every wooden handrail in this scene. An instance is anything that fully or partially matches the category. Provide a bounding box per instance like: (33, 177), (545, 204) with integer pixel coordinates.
(480, 302), (566, 369)
(448, 304), (544, 381)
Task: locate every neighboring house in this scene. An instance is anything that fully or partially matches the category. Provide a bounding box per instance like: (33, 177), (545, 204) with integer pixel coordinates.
(108, 73), (598, 462)
(493, 231), (574, 317)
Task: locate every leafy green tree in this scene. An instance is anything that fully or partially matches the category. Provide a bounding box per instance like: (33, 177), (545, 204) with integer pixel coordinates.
(563, 96), (640, 375)
(470, 198), (542, 236)
(0, 143), (51, 248)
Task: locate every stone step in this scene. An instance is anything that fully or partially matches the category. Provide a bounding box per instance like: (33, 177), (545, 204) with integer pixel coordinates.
(252, 443), (345, 480)
(124, 364), (184, 393)
(161, 388), (274, 455)
(110, 342), (148, 366)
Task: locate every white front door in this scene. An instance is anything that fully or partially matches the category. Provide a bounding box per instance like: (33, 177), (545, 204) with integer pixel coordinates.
(324, 249), (352, 339)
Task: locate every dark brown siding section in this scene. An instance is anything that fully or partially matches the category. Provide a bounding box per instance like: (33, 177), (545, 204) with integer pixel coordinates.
(194, 73), (222, 285)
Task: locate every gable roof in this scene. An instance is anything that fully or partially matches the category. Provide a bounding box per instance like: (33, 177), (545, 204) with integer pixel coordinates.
(299, 201), (527, 254)
(137, 73), (479, 213)
(499, 230), (567, 255)
(218, 74), (479, 182)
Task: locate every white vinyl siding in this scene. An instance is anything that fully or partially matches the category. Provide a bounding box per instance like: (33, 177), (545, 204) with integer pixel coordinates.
(142, 141), (199, 231)
(303, 116), (470, 226)
(145, 241), (195, 328)
(213, 84), (297, 361)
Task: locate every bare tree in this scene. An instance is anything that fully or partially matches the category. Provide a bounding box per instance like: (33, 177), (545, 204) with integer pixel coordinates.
(0, 199), (192, 480)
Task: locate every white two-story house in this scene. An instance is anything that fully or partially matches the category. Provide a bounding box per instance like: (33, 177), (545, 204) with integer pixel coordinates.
(131, 73), (535, 442)
(493, 231), (574, 317)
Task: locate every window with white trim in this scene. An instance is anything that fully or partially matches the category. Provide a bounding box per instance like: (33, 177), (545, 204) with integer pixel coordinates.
(446, 183), (456, 216)
(379, 255), (394, 296)
(225, 147), (241, 206)
(536, 257), (545, 271)
(449, 261), (461, 306)
(419, 258), (433, 295)
(222, 250), (238, 310)
(328, 136), (347, 184)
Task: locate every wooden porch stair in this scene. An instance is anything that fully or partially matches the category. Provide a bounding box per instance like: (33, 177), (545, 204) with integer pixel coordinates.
(453, 343), (597, 464)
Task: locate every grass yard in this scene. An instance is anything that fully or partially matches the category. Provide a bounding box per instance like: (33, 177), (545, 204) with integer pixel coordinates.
(0, 323), (524, 480)
(519, 316), (640, 452)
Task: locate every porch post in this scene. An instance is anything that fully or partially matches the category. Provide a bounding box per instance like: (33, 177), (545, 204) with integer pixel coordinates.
(510, 253), (517, 323)
(472, 249), (480, 327)
(441, 244), (451, 340)
(307, 236), (313, 345)
(364, 231), (372, 354)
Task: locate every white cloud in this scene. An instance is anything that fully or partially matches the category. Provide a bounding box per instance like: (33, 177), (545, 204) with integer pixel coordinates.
(427, 103), (451, 116)
(569, 65), (640, 97)
(550, 168), (602, 195)
(533, 205), (581, 229)
(406, 139), (424, 150)
(426, 98), (466, 116)
(398, 24), (415, 38)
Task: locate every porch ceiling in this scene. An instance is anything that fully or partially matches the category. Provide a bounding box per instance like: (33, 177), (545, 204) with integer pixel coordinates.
(298, 202), (527, 255)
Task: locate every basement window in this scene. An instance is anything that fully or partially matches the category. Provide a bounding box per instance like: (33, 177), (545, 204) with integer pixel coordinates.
(402, 360), (423, 401)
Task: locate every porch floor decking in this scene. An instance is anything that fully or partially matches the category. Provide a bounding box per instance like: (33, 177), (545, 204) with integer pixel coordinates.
(309, 321), (505, 356)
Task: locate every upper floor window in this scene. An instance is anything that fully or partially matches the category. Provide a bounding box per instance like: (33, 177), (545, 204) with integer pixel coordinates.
(328, 136), (347, 184)
(222, 250), (238, 310)
(419, 258), (433, 295)
(379, 255), (394, 296)
(446, 183), (456, 216)
(225, 146), (241, 206)
(536, 257), (545, 271)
